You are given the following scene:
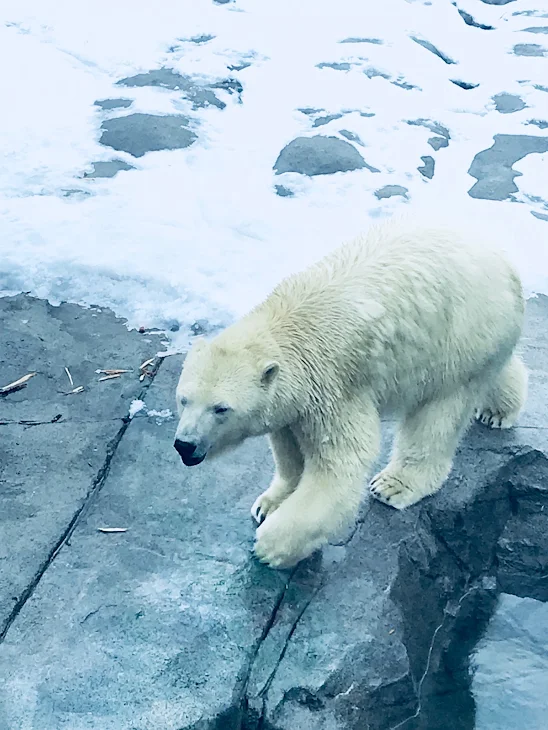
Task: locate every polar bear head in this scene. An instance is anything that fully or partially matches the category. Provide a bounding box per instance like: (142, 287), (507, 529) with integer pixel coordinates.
(174, 336), (280, 466)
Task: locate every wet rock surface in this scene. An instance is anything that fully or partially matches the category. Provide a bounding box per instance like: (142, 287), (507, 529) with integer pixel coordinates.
(468, 134), (548, 200)
(99, 113), (197, 158)
(0, 294), (547, 729)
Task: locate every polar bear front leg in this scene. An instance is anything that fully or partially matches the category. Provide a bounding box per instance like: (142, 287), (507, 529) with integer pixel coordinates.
(254, 399), (380, 569)
(251, 427), (304, 525)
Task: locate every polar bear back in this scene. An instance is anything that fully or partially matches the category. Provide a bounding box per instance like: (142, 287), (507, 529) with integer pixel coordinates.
(256, 219), (524, 411)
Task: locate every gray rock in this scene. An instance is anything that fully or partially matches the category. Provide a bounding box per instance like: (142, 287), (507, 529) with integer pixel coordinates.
(532, 211), (548, 221)
(312, 113), (344, 127)
(392, 78), (418, 90)
(339, 37), (383, 44)
(297, 107), (323, 116)
(82, 160), (135, 179)
(117, 68), (235, 110)
(472, 593), (548, 729)
(493, 92), (526, 113)
(410, 36), (457, 64)
(339, 130), (365, 146)
(527, 118), (548, 129)
(364, 67), (391, 79)
(522, 26), (548, 33)
(468, 134), (548, 200)
(186, 34), (215, 43)
(407, 118), (451, 139)
(457, 8), (494, 29)
(513, 43), (547, 56)
(451, 79), (480, 89)
(273, 136), (369, 176)
(99, 113), (197, 158)
(316, 62), (353, 71)
(0, 295), (157, 637)
(374, 185), (409, 199)
(227, 61), (251, 71)
(94, 98), (133, 110)
(418, 155), (435, 179)
(274, 185), (295, 198)
(534, 84), (548, 91)
(428, 135), (449, 150)
(0, 295), (547, 728)
(514, 10), (548, 16)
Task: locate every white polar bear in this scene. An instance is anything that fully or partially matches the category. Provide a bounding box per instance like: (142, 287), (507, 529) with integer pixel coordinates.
(174, 218), (527, 569)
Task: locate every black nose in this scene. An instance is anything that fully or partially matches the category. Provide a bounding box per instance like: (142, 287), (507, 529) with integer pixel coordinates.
(174, 439), (197, 460)
(173, 439), (206, 466)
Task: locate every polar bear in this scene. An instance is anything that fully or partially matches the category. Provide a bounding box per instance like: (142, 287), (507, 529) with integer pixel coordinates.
(174, 218), (527, 569)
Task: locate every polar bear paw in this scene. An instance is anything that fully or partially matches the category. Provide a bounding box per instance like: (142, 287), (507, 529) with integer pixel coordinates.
(251, 489), (285, 525)
(370, 469), (422, 510)
(254, 511), (324, 569)
(474, 407), (516, 430)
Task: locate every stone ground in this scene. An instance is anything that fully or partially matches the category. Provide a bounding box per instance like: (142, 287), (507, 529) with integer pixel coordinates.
(1, 292), (548, 730)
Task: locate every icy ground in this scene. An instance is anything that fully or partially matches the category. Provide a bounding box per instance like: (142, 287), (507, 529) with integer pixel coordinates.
(0, 0), (547, 349)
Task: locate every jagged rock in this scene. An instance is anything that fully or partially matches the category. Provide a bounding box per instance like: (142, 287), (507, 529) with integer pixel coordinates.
(273, 136), (369, 176)
(428, 136), (449, 150)
(457, 8), (494, 30)
(451, 79), (480, 89)
(418, 155), (435, 178)
(410, 36), (457, 64)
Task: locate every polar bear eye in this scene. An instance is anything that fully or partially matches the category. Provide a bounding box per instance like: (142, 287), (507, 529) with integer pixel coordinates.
(179, 396), (188, 408)
(213, 404), (230, 415)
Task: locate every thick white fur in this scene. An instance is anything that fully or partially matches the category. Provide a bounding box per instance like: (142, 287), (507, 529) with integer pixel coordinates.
(175, 218), (527, 569)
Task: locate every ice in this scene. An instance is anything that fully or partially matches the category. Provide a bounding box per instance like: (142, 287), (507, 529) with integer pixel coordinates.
(0, 0), (547, 352)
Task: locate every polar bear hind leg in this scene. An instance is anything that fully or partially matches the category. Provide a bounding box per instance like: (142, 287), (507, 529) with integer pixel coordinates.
(370, 385), (480, 510)
(475, 353), (527, 430)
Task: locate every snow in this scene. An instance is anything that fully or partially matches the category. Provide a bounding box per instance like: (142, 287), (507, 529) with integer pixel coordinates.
(0, 0), (547, 351)
(129, 399), (146, 419)
(129, 399), (174, 424)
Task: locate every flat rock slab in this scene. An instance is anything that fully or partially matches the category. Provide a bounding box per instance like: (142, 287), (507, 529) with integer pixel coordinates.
(0, 296), (547, 729)
(493, 92), (526, 113)
(0, 295), (160, 637)
(468, 134), (548, 200)
(274, 136), (369, 176)
(99, 113), (197, 158)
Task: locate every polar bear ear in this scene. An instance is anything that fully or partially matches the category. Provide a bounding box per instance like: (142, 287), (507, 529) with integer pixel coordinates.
(261, 361), (280, 386)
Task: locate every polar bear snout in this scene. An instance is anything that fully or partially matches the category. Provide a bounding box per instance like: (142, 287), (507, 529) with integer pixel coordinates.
(173, 438), (207, 466)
